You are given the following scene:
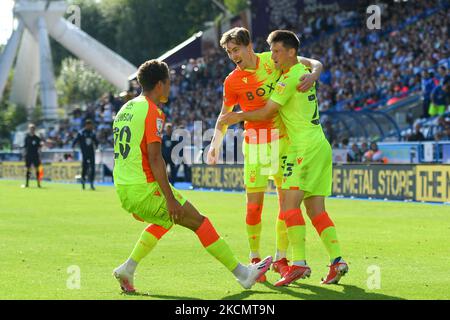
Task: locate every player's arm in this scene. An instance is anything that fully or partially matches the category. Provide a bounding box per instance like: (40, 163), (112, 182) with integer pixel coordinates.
(72, 133), (80, 149)
(207, 77), (237, 164)
(220, 71), (297, 126)
(147, 142), (184, 222)
(297, 56), (323, 92)
(219, 100), (281, 126)
(208, 102), (234, 163)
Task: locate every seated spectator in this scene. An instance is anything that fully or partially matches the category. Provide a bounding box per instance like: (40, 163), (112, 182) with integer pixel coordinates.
(347, 143), (362, 162)
(408, 123), (426, 141)
(433, 115), (450, 141)
(340, 137), (349, 149)
(63, 153), (74, 162)
(360, 142), (369, 155)
(440, 125), (450, 141)
(363, 142), (386, 163)
(365, 94), (379, 107)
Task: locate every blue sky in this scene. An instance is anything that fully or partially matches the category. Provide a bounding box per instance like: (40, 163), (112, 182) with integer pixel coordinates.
(0, 0), (15, 45)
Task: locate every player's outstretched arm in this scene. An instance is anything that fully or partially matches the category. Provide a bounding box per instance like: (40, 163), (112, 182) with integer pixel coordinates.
(207, 102), (234, 164)
(219, 100), (280, 126)
(297, 56), (323, 92)
(147, 142), (184, 222)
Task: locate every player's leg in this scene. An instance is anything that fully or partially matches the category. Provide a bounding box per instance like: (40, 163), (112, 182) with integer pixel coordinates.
(280, 189), (306, 266)
(81, 157), (88, 190)
(304, 196), (348, 284)
(113, 183), (271, 291)
(304, 197), (340, 262)
(272, 137), (289, 274)
(272, 186), (289, 276)
(304, 141), (348, 284)
(24, 158), (31, 188)
(113, 183), (174, 292)
(89, 156), (95, 190)
(245, 190), (264, 260)
(34, 159), (41, 188)
(273, 147), (312, 286)
(274, 188), (310, 286)
(113, 222), (171, 293)
(243, 140), (270, 272)
(175, 200), (272, 289)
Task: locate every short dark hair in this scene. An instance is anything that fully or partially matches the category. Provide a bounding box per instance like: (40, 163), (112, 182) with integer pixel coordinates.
(220, 27), (251, 48)
(137, 59), (169, 92)
(85, 119), (93, 125)
(266, 30), (300, 52)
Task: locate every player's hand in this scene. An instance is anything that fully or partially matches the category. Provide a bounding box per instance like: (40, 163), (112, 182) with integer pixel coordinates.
(297, 73), (318, 92)
(218, 112), (241, 126)
(167, 198), (184, 224)
(206, 147), (219, 165)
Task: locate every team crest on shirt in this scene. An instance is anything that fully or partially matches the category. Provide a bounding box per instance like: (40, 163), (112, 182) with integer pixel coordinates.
(156, 118), (164, 137)
(275, 82), (287, 95)
(250, 170), (256, 183)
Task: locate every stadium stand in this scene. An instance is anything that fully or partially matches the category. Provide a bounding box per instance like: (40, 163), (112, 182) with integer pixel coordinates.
(10, 0), (449, 171)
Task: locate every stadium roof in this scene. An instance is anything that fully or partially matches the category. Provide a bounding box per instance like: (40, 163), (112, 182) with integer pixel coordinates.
(128, 31), (203, 81)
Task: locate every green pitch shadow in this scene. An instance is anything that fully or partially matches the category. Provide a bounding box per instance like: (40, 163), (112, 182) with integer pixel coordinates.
(222, 283), (405, 300)
(120, 291), (201, 300)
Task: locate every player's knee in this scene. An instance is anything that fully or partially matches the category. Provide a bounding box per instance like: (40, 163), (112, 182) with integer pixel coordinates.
(246, 203), (263, 225)
(246, 188), (266, 197)
(304, 198), (325, 219)
(183, 214), (204, 231)
(180, 202), (205, 230)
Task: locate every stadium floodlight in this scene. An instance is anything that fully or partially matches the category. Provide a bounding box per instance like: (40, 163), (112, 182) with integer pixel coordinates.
(0, 0), (137, 121)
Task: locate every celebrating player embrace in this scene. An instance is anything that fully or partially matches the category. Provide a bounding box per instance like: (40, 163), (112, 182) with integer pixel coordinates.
(208, 27), (323, 282)
(220, 30), (349, 286)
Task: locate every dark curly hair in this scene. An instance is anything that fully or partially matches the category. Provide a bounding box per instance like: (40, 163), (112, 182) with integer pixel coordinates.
(137, 59), (169, 92)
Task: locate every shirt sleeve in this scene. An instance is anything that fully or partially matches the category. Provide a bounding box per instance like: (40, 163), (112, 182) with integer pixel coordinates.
(145, 107), (165, 144)
(223, 76), (238, 107)
(270, 71), (298, 107)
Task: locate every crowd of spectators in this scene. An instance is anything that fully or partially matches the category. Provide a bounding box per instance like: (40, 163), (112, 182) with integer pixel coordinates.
(332, 137), (386, 163)
(40, 93), (123, 150)
(294, 1), (449, 114)
(35, 0), (449, 153)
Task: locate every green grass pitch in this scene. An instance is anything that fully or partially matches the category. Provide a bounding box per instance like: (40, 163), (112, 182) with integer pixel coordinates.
(1, 179), (449, 300)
